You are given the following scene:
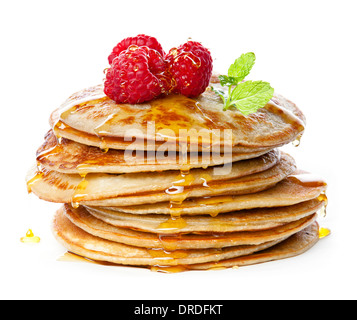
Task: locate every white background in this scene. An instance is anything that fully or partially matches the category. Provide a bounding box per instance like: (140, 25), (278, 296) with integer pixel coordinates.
(1, 0), (356, 300)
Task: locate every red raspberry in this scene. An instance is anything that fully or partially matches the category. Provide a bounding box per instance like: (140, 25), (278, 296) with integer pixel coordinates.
(165, 41), (213, 97)
(108, 34), (165, 65)
(104, 45), (170, 104)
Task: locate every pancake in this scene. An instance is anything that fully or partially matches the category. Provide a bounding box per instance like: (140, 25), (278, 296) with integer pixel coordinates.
(64, 204), (317, 250)
(80, 153), (294, 207)
(52, 84), (305, 151)
(63, 205), (317, 249)
(85, 198), (325, 234)
(50, 113), (278, 154)
(37, 130), (275, 174)
(189, 222), (320, 271)
(104, 171), (327, 215)
(53, 205), (317, 267)
(27, 150), (292, 206)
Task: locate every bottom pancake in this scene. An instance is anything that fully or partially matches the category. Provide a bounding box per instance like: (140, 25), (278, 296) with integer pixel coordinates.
(52, 206), (319, 269)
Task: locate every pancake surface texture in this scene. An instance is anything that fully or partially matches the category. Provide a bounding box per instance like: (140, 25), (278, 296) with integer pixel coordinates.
(52, 84), (306, 151)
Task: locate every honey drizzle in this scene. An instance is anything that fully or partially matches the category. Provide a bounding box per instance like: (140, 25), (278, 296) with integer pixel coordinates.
(26, 171), (44, 194)
(317, 192), (329, 217)
(37, 139), (64, 163)
(161, 167), (195, 232)
(288, 174), (329, 217)
(71, 174), (89, 209)
(55, 94), (109, 152)
(20, 229), (40, 243)
(52, 121), (68, 139)
(287, 173), (327, 188)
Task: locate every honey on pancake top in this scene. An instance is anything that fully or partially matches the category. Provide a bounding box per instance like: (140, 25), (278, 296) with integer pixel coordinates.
(55, 91), (236, 150)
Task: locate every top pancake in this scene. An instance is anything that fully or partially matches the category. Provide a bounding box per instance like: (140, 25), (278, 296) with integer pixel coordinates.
(53, 84), (306, 151)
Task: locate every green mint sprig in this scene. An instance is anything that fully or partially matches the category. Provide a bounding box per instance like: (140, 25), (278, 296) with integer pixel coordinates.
(212, 52), (274, 115)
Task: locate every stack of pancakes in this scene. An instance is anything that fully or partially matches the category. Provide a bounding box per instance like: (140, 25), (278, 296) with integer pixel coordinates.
(27, 83), (328, 272)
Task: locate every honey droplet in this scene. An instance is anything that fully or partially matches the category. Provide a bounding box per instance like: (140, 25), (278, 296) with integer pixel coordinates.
(76, 163), (94, 178)
(52, 120), (69, 139)
(208, 263), (227, 271)
(99, 137), (109, 153)
(168, 204), (184, 218)
(317, 192), (328, 204)
(150, 265), (188, 274)
(292, 134), (303, 147)
(319, 227), (331, 239)
(166, 188), (189, 204)
(317, 192), (329, 217)
(208, 209), (221, 218)
(172, 172), (195, 187)
(158, 216), (187, 232)
(158, 234), (181, 251)
(20, 229), (40, 243)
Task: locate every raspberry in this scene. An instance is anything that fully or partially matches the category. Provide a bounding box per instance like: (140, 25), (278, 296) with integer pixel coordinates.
(104, 45), (170, 104)
(165, 41), (213, 97)
(108, 34), (165, 65)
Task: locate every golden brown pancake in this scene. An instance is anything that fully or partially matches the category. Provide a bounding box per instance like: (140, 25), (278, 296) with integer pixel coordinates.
(104, 171), (327, 215)
(53, 205), (318, 267)
(52, 84), (305, 151)
(85, 198), (324, 234)
(27, 150), (292, 206)
(37, 130), (276, 174)
(81, 153), (295, 207)
(50, 115), (280, 154)
(63, 204), (317, 250)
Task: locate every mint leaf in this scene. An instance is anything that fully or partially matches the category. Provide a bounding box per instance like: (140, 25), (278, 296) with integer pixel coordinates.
(228, 52), (256, 83)
(225, 81), (274, 115)
(212, 52), (274, 115)
(218, 75), (237, 87)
